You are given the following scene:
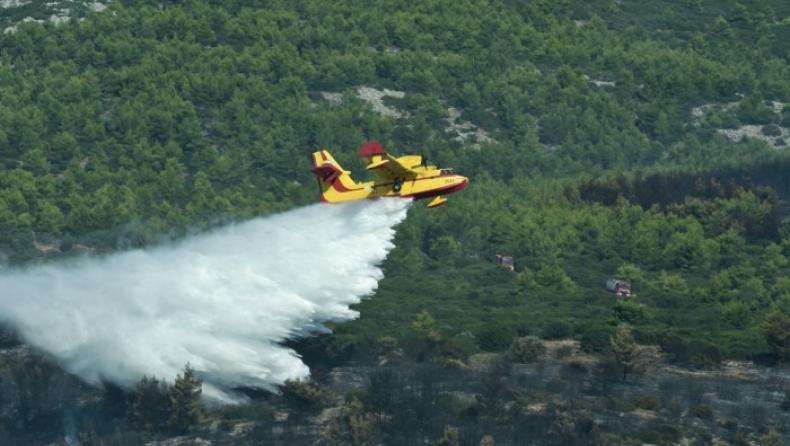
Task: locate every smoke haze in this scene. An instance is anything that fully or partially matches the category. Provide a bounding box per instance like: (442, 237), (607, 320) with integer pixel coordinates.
(0, 199), (411, 402)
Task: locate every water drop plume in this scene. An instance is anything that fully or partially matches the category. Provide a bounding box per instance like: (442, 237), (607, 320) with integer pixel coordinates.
(0, 198), (411, 402)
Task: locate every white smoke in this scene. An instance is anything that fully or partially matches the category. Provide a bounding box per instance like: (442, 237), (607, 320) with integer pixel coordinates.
(0, 198), (411, 403)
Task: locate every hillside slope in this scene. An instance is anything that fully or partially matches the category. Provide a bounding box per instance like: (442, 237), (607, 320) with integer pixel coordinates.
(0, 0), (789, 444)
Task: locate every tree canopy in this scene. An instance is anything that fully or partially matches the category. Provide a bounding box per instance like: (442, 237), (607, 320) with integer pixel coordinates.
(0, 0), (789, 381)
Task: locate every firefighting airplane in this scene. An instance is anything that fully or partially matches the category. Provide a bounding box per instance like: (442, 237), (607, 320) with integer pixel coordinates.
(311, 141), (468, 208)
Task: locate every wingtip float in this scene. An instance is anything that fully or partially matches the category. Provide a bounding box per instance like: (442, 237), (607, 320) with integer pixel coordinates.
(311, 141), (468, 208)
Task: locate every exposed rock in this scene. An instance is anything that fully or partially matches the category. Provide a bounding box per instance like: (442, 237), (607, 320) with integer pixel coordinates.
(716, 125), (789, 149)
(445, 107), (494, 147)
(583, 74), (616, 88)
(320, 92), (343, 107)
(691, 100), (788, 148)
(0, 0), (31, 8)
(356, 86), (407, 118)
(1, 0), (111, 33)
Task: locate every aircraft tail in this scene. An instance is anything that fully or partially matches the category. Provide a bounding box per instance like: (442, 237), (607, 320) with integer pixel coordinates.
(311, 150), (364, 203)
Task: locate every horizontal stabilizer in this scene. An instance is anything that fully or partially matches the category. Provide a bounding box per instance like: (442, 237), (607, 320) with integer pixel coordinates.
(366, 159), (390, 170)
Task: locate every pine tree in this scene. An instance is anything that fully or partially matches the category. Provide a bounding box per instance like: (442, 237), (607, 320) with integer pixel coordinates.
(610, 329), (647, 382)
(167, 363), (204, 434)
(763, 311), (790, 362)
(129, 376), (170, 432)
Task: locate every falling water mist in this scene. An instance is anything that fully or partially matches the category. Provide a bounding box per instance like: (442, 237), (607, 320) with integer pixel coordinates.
(0, 198), (411, 403)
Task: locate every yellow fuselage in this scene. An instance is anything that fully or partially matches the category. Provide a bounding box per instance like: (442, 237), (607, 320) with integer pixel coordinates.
(319, 172), (468, 203)
(311, 149), (468, 207)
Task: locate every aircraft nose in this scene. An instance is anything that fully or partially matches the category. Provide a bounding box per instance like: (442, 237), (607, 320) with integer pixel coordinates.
(445, 176), (468, 194)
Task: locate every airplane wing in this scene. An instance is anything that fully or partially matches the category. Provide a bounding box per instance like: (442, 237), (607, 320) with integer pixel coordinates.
(357, 141), (422, 180)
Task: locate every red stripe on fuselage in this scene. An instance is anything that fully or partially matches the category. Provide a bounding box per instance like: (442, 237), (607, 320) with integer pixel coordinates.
(405, 177), (467, 200)
(327, 178), (357, 192)
(326, 173), (466, 199)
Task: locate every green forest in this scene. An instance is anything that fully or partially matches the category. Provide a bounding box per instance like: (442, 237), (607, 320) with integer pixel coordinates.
(2, 0), (790, 443)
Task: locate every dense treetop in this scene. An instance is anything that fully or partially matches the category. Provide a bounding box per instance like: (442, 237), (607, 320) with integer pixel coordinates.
(1, 0), (790, 359)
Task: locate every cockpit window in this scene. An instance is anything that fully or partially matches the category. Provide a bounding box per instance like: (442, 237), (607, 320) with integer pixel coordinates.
(440, 168), (454, 174)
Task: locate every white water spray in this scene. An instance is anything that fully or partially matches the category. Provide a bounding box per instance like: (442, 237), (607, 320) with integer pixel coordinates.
(0, 199), (410, 402)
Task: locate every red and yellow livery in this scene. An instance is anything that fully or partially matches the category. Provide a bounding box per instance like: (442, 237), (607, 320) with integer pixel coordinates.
(311, 141), (468, 208)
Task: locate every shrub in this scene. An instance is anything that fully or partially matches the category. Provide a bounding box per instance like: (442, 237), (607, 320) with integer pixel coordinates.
(218, 401), (275, 421)
(731, 431), (749, 446)
(580, 325), (617, 353)
(634, 394), (661, 411)
(738, 98), (777, 125)
(556, 345), (574, 358)
(763, 310), (790, 362)
(479, 435), (495, 446)
(281, 379), (329, 414)
(542, 320), (573, 339)
(441, 333), (479, 360)
(565, 359), (588, 374)
(475, 324), (515, 352)
(616, 263), (644, 282)
(509, 336), (547, 363)
(660, 334), (723, 369)
(651, 423), (683, 443)
(613, 299), (647, 324)
(442, 358), (467, 370)
(632, 430), (661, 444)
(632, 327), (663, 345)
(695, 403), (714, 420)
(758, 430), (785, 446)
(666, 401), (683, 417)
(762, 125), (782, 136)
(376, 336), (398, 351)
(546, 378), (566, 393)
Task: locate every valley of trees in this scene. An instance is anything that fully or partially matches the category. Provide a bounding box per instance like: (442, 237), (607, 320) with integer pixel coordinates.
(1, 0), (790, 444)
